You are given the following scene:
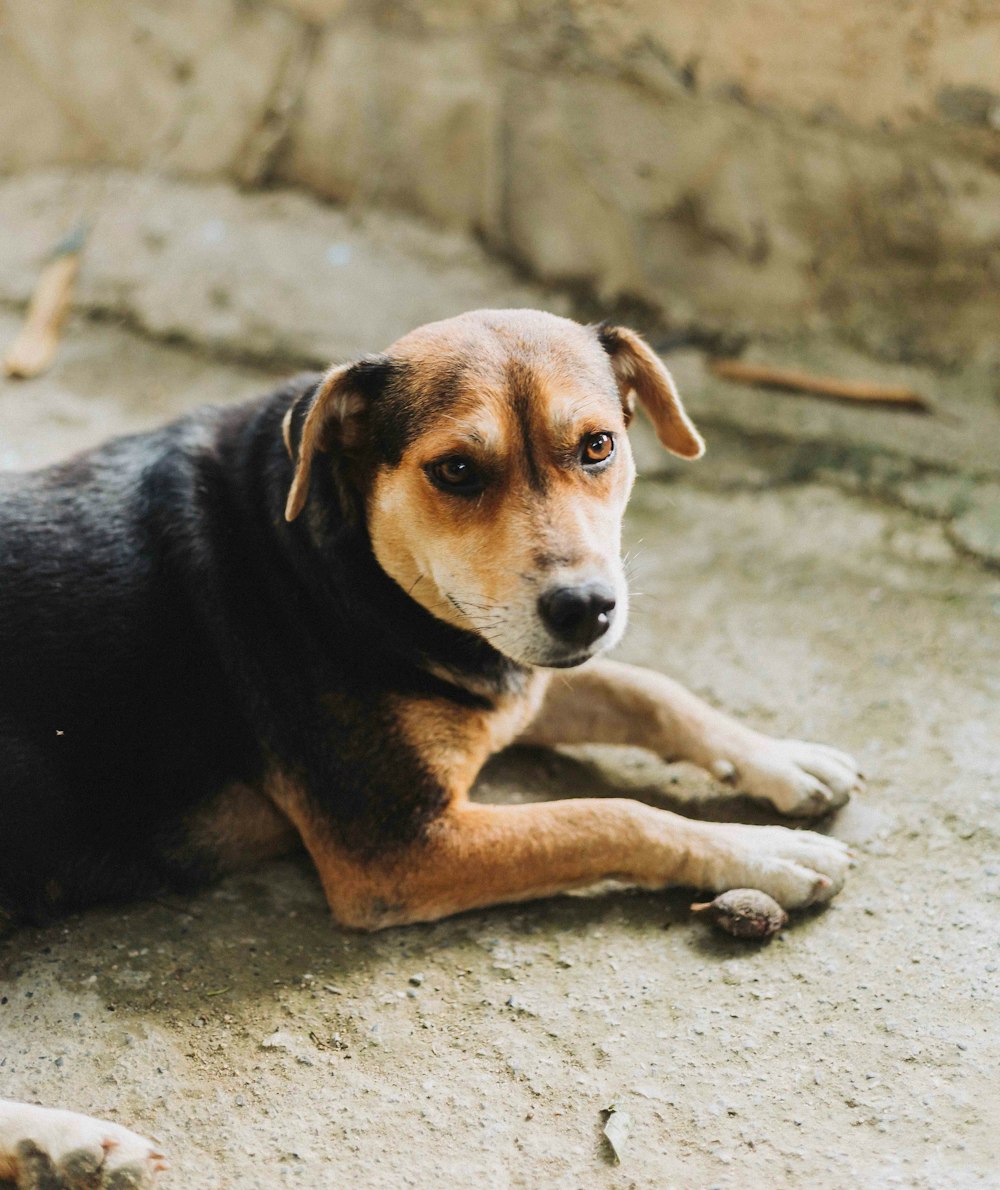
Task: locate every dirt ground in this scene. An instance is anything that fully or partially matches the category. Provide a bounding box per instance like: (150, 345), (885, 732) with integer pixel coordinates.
(1, 313), (998, 1189)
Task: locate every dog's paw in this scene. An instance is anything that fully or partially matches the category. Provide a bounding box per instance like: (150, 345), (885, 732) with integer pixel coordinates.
(699, 822), (852, 909)
(712, 738), (863, 817)
(3, 1104), (166, 1189)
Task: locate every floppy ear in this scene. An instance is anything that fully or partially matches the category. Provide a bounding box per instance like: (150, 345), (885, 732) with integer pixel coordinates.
(597, 325), (704, 460)
(283, 356), (389, 521)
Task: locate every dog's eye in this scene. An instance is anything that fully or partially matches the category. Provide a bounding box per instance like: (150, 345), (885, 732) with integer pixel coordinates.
(581, 432), (615, 466)
(428, 456), (483, 494)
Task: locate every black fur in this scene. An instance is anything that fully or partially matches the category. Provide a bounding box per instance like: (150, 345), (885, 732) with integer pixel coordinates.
(0, 375), (525, 924)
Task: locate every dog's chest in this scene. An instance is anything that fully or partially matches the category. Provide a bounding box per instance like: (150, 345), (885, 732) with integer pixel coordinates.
(391, 672), (547, 795)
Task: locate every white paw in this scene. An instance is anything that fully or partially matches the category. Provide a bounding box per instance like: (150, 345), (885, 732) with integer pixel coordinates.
(702, 822), (853, 909)
(1, 1101), (166, 1188)
(713, 738), (863, 817)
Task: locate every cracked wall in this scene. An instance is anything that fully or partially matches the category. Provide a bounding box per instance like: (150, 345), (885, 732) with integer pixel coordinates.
(3, 0), (1000, 364)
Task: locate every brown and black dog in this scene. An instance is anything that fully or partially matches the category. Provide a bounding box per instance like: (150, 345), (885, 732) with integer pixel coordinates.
(0, 309), (859, 1185)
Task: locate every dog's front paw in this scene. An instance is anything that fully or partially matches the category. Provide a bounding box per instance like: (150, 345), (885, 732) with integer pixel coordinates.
(712, 738), (863, 817)
(698, 822), (852, 909)
(2, 1103), (166, 1189)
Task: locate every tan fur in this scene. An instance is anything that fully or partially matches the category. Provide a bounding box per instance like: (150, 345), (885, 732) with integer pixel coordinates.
(263, 772), (392, 929)
(391, 674), (548, 795)
(257, 653), (856, 931)
(264, 311), (857, 934)
(601, 325), (705, 459)
(258, 771), (824, 931)
(262, 756), (721, 930)
(328, 798), (721, 928)
(285, 364), (366, 521)
(263, 312), (855, 930)
(365, 314), (638, 659)
(184, 783), (299, 872)
(261, 680), (545, 929)
(518, 657), (762, 766)
(256, 663), (855, 932)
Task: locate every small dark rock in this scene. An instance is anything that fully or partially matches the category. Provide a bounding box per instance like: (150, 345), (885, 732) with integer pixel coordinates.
(691, 889), (788, 939)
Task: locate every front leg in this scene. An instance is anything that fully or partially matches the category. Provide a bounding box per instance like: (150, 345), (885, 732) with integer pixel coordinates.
(276, 794), (850, 929)
(521, 659), (862, 817)
(265, 681), (852, 927)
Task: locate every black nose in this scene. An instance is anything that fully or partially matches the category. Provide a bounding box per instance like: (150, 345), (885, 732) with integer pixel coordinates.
(538, 584), (617, 648)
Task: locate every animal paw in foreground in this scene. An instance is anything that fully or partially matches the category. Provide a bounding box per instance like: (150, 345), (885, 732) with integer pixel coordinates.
(0, 1101), (166, 1189)
(701, 822), (853, 910)
(713, 738), (863, 818)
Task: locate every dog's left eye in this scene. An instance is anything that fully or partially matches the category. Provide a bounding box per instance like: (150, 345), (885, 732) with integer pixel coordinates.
(581, 432), (615, 466)
(428, 456), (483, 494)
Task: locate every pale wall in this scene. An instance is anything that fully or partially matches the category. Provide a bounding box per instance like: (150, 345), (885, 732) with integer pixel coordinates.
(3, 0), (1000, 361)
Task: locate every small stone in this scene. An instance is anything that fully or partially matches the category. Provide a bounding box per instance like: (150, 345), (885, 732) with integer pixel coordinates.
(691, 889), (788, 939)
(409, 974), (424, 986)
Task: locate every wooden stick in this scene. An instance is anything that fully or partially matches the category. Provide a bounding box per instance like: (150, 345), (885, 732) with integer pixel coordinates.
(709, 358), (931, 411)
(3, 229), (85, 380)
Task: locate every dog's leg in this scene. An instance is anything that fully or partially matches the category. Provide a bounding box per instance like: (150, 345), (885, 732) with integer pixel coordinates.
(283, 797), (850, 930)
(520, 659), (863, 817)
(0, 1100), (165, 1188)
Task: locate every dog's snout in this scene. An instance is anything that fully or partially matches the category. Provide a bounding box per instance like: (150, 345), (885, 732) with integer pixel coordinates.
(538, 584), (616, 648)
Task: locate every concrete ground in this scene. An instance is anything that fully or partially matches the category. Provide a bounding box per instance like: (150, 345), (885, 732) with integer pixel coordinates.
(1, 308), (998, 1189)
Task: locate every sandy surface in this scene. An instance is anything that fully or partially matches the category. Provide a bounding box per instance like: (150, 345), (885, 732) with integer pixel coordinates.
(1, 315), (998, 1188)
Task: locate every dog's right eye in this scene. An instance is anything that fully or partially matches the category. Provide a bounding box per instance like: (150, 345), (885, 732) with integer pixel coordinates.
(427, 456), (483, 494)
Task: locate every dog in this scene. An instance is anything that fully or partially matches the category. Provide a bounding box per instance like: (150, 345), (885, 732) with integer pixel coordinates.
(0, 309), (859, 1185)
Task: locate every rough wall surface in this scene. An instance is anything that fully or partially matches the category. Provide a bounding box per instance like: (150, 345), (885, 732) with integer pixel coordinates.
(3, 0), (1000, 362)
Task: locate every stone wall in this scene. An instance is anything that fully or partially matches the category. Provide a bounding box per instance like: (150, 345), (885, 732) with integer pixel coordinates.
(3, 0), (1000, 363)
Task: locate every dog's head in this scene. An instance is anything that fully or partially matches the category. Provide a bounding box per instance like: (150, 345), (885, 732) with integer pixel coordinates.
(284, 310), (703, 668)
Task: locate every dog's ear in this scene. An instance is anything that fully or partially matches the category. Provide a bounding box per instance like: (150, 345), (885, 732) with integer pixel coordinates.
(283, 356), (390, 521)
(597, 325), (704, 460)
